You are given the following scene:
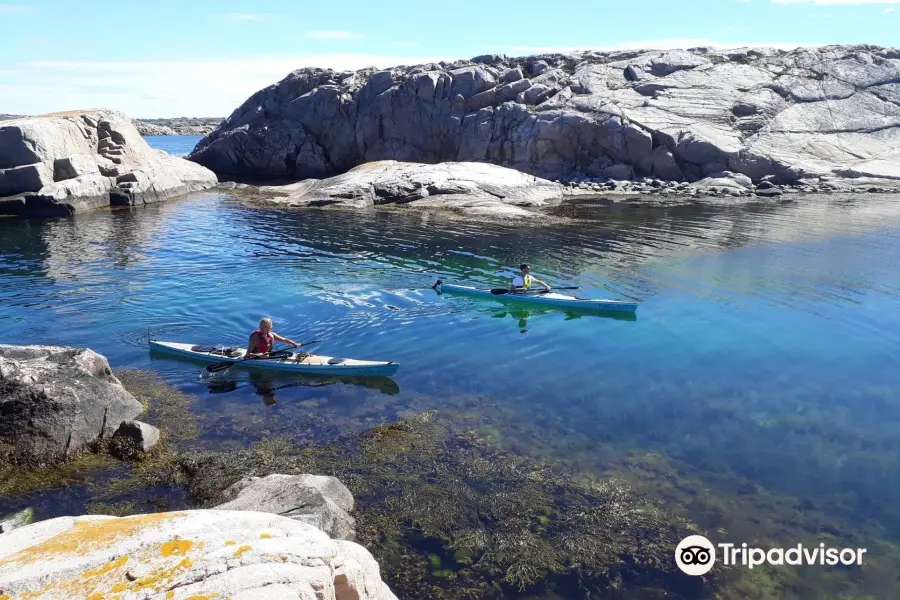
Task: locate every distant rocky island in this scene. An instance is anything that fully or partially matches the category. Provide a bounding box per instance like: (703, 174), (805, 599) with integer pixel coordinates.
(0, 113), (222, 136)
(134, 117), (223, 136)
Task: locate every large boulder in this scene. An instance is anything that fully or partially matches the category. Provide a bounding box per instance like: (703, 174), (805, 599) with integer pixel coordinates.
(0, 344), (144, 466)
(0, 109), (217, 217)
(0, 509), (397, 600)
(216, 474), (356, 541)
(251, 160), (566, 218)
(190, 45), (900, 185)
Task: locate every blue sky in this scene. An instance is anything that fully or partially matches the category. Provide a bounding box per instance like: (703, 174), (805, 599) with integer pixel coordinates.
(1, 0), (898, 117)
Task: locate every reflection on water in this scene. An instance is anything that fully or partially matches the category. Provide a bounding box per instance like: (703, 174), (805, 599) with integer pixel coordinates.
(206, 370), (401, 405)
(1, 190), (900, 597)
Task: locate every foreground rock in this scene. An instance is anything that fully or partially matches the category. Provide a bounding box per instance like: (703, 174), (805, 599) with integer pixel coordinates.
(252, 160), (565, 217)
(0, 509), (397, 600)
(216, 474), (356, 541)
(0, 344), (145, 466)
(0, 109), (217, 217)
(191, 45), (900, 185)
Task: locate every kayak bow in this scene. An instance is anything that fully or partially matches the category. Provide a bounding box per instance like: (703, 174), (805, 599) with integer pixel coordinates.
(149, 340), (400, 376)
(432, 280), (638, 313)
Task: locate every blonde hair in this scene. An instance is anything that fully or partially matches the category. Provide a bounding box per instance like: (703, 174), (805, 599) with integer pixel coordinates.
(259, 317), (273, 329)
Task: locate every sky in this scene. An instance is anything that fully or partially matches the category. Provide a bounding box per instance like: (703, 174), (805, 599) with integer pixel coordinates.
(0, 0), (898, 118)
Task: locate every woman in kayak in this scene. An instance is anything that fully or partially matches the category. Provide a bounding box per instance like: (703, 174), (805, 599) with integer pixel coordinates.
(247, 317), (300, 357)
(510, 264), (551, 293)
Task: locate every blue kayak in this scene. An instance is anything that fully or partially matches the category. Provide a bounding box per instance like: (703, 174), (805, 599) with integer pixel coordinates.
(432, 281), (638, 313)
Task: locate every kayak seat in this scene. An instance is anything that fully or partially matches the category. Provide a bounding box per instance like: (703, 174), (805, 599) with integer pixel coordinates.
(192, 345), (242, 357)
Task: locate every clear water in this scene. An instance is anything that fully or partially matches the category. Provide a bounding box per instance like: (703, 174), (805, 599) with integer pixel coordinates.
(2, 150), (900, 595)
(141, 134), (202, 157)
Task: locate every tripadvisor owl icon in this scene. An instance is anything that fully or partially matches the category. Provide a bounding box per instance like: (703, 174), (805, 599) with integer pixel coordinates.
(675, 535), (716, 576)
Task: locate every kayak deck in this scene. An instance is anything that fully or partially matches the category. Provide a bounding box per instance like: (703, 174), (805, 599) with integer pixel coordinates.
(149, 340), (400, 376)
(434, 281), (638, 312)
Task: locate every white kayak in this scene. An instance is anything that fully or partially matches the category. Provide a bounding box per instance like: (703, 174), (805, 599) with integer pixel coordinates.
(149, 340), (400, 377)
(432, 280), (638, 313)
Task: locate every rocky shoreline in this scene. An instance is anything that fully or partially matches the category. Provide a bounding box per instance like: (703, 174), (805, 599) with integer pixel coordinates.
(0, 110), (217, 217)
(2, 114), (223, 137)
(189, 45), (900, 187)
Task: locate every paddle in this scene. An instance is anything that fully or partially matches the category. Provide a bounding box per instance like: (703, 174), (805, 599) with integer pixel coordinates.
(490, 286), (580, 295)
(205, 340), (325, 373)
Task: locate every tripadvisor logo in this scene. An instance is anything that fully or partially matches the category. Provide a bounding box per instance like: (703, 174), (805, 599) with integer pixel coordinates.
(675, 535), (716, 576)
(675, 535), (867, 576)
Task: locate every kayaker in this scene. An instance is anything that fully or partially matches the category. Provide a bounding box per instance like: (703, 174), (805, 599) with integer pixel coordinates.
(246, 317), (300, 357)
(510, 264), (551, 293)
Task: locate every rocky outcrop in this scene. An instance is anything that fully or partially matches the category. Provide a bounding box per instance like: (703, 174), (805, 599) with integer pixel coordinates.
(0, 344), (145, 466)
(135, 117), (222, 136)
(215, 474), (356, 540)
(0, 109), (217, 217)
(0, 510), (397, 600)
(249, 160), (565, 217)
(109, 420), (161, 458)
(190, 45), (900, 185)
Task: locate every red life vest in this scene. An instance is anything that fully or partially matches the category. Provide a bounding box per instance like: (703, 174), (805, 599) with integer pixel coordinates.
(249, 329), (274, 354)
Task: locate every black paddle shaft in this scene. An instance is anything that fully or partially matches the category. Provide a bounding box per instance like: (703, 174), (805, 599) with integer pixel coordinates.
(489, 286), (580, 295)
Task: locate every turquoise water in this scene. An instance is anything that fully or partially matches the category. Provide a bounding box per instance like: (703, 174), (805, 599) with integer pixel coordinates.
(141, 134), (202, 157)
(2, 141), (900, 595)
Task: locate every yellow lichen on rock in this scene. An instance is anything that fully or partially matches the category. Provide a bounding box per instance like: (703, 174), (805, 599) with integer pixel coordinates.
(2, 513), (184, 567)
(81, 555), (129, 578)
(161, 539), (193, 557)
(259, 533), (273, 539)
(233, 545), (252, 558)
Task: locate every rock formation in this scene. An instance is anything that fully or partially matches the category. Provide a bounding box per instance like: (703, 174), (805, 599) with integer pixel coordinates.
(0, 344), (145, 466)
(0, 509), (397, 600)
(215, 474), (357, 541)
(190, 45), (900, 185)
(250, 160), (565, 217)
(0, 109), (217, 217)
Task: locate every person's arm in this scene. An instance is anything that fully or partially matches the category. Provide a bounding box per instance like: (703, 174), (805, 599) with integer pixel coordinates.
(531, 277), (551, 291)
(272, 332), (299, 347)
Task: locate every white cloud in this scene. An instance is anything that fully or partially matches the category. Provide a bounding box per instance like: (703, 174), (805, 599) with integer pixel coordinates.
(0, 53), (458, 118)
(218, 13), (273, 22)
(885, 5), (896, 10)
(772, 0), (900, 4)
(0, 4), (31, 12)
(306, 31), (366, 40)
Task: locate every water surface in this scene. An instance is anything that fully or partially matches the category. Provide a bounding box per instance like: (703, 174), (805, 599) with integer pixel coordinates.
(141, 134), (202, 157)
(1, 178), (899, 596)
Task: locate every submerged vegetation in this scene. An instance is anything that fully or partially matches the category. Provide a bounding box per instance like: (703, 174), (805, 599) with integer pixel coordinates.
(180, 413), (713, 599)
(3, 369), (899, 598)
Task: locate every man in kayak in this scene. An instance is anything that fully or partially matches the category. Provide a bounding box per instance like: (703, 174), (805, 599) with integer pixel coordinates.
(247, 317), (300, 357)
(510, 264), (551, 293)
